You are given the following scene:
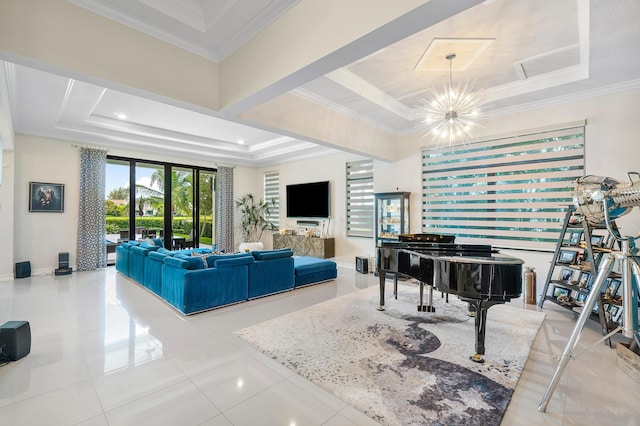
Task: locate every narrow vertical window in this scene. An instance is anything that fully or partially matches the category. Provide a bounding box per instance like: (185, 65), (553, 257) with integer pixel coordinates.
(346, 160), (374, 237)
(264, 171), (280, 229)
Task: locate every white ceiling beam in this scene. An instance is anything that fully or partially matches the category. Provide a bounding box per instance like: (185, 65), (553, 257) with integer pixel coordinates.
(325, 69), (413, 120)
(220, 0), (485, 116)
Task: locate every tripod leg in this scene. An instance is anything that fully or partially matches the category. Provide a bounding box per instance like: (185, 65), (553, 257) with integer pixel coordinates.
(623, 256), (640, 338)
(538, 253), (616, 412)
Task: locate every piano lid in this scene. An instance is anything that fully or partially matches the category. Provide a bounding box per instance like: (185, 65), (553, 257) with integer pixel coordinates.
(400, 248), (524, 266)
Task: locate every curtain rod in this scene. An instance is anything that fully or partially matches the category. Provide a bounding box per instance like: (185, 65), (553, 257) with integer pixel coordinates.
(71, 143), (110, 152)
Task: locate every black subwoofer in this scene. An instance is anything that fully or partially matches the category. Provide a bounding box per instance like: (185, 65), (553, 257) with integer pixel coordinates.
(0, 321), (31, 361)
(14, 261), (31, 279)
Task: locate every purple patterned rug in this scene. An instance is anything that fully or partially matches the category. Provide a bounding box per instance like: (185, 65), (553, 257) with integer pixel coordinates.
(236, 284), (545, 425)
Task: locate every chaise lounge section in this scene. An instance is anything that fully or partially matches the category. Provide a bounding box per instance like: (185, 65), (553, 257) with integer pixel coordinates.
(293, 256), (338, 287)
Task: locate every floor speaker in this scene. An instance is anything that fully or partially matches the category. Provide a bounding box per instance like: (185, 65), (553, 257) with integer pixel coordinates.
(356, 256), (369, 274)
(58, 252), (69, 269)
(0, 321), (31, 361)
(14, 261), (31, 279)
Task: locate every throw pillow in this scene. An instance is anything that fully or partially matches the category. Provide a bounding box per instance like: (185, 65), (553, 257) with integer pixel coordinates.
(191, 252), (210, 268)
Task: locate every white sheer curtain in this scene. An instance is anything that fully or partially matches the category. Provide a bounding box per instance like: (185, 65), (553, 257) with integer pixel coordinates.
(77, 147), (108, 270)
(216, 166), (234, 253)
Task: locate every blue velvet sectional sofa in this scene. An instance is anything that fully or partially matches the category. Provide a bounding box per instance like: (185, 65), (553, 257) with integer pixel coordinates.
(115, 242), (337, 315)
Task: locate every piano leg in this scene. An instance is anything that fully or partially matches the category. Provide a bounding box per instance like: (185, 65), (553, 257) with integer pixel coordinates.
(465, 299), (502, 363)
(417, 281), (436, 312)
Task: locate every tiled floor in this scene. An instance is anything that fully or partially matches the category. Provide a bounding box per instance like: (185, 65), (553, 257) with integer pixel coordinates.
(0, 267), (638, 425)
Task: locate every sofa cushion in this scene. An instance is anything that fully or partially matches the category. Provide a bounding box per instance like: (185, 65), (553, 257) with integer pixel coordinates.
(165, 255), (205, 270)
(157, 247), (173, 256)
(120, 240), (140, 251)
(252, 248), (293, 261)
(140, 242), (160, 251)
(213, 255), (254, 268)
(148, 250), (170, 261)
(294, 257), (337, 275)
(204, 252), (252, 268)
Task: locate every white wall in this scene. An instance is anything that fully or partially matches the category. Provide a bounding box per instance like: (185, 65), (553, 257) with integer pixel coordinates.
(0, 151), (14, 280)
(13, 135), (80, 274)
(260, 153), (377, 268)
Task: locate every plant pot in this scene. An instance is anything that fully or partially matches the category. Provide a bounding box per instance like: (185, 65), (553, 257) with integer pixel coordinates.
(239, 241), (264, 252)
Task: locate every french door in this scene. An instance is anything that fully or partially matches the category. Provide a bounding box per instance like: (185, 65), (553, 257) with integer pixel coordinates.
(106, 157), (217, 252)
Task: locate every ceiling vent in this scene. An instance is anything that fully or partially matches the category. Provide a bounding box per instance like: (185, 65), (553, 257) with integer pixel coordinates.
(515, 44), (581, 80)
(414, 37), (495, 71)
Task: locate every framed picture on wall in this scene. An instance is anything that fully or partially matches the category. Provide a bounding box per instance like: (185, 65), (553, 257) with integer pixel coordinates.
(29, 182), (64, 213)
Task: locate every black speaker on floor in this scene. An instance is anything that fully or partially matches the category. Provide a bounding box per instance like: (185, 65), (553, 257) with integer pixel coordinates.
(58, 252), (69, 269)
(0, 321), (31, 361)
(55, 252), (73, 276)
(14, 261), (31, 279)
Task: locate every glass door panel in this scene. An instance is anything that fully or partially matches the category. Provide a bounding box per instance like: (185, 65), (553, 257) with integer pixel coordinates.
(105, 159), (131, 264)
(135, 163), (165, 242)
(170, 166), (194, 249)
(198, 171), (216, 249)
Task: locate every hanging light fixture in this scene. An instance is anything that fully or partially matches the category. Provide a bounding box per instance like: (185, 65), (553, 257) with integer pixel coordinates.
(415, 53), (485, 146)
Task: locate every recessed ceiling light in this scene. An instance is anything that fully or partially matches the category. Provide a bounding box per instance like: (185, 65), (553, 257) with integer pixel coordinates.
(238, 139), (245, 145)
(116, 113), (127, 120)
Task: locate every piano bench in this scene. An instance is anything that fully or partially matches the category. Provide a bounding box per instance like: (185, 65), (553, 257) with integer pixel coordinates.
(293, 256), (337, 287)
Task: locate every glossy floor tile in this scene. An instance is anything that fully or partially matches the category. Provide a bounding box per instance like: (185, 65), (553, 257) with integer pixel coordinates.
(0, 267), (639, 425)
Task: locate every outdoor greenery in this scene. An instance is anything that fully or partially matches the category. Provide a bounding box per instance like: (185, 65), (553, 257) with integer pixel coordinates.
(105, 168), (215, 244)
(235, 193), (277, 242)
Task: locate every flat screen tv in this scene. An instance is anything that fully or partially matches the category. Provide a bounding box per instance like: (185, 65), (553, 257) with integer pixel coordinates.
(286, 181), (330, 218)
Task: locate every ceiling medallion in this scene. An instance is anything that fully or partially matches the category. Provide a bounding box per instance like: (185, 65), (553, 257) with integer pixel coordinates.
(415, 53), (486, 147)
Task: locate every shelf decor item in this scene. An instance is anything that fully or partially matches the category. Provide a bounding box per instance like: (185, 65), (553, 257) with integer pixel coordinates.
(553, 286), (570, 298)
(569, 231), (582, 245)
(558, 249), (578, 264)
(560, 268), (573, 282)
(590, 234), (605, 247)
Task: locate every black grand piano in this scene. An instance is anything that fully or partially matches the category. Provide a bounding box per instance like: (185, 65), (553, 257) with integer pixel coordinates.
(377, 234), (524, 362)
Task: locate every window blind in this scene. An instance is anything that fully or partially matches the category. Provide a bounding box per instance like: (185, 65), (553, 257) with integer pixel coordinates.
(264, 171), (280, 229)
(346, 159), (374, 237)
(421, 124), (585, 250)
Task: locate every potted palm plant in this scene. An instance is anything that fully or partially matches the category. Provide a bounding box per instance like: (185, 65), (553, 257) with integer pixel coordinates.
(235, 193), (277, 252)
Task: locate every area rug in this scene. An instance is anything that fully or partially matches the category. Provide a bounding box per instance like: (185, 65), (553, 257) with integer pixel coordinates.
(236, 283), (545, 426)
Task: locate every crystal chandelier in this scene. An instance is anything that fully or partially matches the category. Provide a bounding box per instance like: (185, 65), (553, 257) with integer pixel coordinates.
(415, 53), (485, 146)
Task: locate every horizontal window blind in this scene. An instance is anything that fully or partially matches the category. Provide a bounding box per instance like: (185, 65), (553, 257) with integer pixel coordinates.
(347, 160), (374, 237)
(422, 124), (585, 250)
(264, 171), (280, 229)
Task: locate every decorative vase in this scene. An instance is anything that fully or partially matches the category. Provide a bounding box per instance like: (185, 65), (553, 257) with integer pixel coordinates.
(239, 241), (264, 252)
